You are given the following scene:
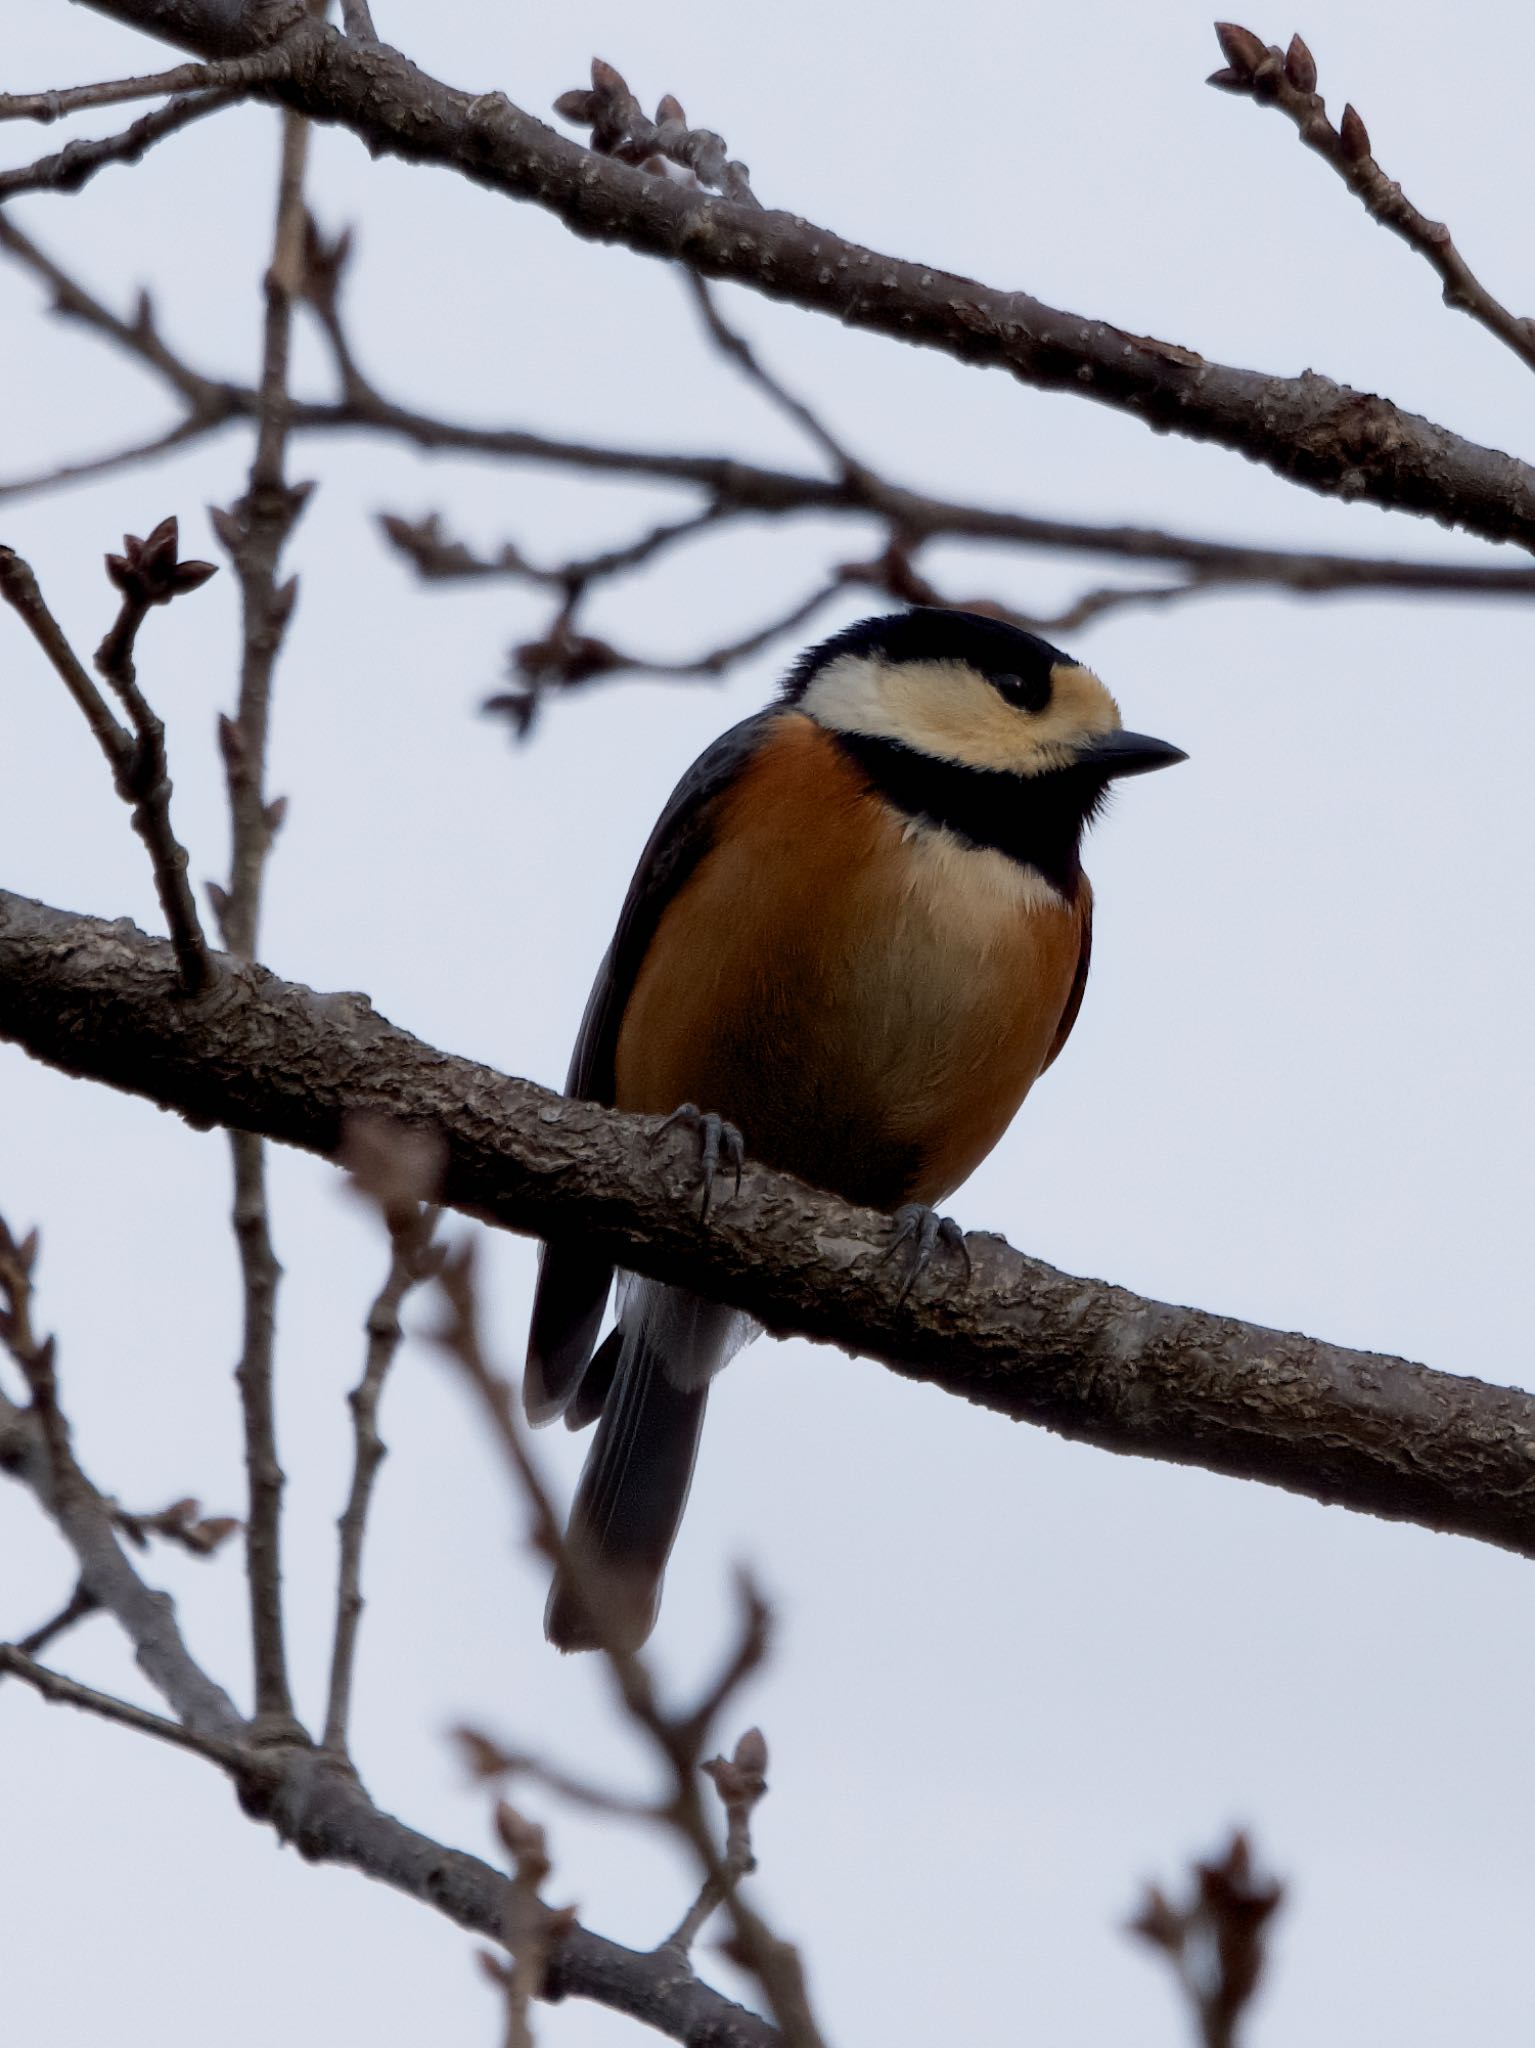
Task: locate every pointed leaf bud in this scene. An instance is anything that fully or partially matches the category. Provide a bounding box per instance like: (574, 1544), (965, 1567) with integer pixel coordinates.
(1213, 22), (1266, 76)
(1339, 102), (1370, 160)
(1284, 34), (1317, 92)
(170, 558), (218, 596)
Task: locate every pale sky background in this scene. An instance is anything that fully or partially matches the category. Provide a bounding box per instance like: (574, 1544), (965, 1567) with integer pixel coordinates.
(4, 3), (1535, 2044)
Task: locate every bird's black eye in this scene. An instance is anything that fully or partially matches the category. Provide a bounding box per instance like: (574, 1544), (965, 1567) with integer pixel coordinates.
(990, 669), (1051, 715)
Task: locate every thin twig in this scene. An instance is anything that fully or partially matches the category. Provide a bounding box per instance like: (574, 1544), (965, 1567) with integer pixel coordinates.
(9, 214), (1535, 626)
(492, 1803), (563, 2048)
(378, 504), (736, 589)
(339, 0), (378, 39)
(0, 90), (242, 202)
(322, 1206), (440, 1757)
(0, 546), (133, 759)
(433, 1246), (824, 2048)
(0, 47), (295, 125)
(214, 102), (316, 1738)
(684, 272), (863, 482)
(663, 1729), (769, 1954)
(0, 1645), (253, 1768)
(453, 1726), (662, 1822)
(0, 1212), (246, 1740)
(1210, 24), (1535, 375)
(9, 1582), (101, 1663)
(1130, 1831), (1284, 2048)
(0, 542), (212, 992)
(487, 578), (847, 729)
(92, 519), (218, 992)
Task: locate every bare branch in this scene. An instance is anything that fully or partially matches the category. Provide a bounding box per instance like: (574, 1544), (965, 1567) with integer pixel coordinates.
(664, 1728), (770, 1954)
(7, 1582), (101, 1663)
(209, 102), (316, 1740)
(0, 212), (242, 417)
(432, 1246), (823, 2047)
(339, 0), (378, 39)
(9, 1636), (780, 2043)
(8, 890), (1535, 1569)
(0, 1211), (244, 1739)
(0, 1646), (252, 1766)
(0, 544), (133, 760)
(93, 517), (218, 992)
(0, 540), (212, 993)
(322, 1201), (440, 1757)
(378, 505), (737, 590)
(453, 1725), (661, 1823)
(1210, 25), (1535, 376)
(492, 1802), (561, 2048)
(682, 272), (864, 482)
(0, 89), (243, 201)
(11, 215), (1535, 631)
(0, 46), (295, 124)
(1130, 1830), (1284, 2048)
(487, 579), (847, 730)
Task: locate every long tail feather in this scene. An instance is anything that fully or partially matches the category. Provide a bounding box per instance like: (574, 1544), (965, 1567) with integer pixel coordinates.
(545, 1283), (752, 1651)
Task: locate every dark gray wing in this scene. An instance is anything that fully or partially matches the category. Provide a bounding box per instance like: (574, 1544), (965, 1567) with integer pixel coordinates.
(525, 709), (785, 1422)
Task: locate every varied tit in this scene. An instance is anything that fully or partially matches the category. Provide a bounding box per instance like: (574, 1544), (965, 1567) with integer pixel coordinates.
(526, 606), (1184, 1650)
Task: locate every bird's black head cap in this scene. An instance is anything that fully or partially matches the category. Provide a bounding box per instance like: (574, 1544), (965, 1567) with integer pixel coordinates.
(782, 608), (1072, 714)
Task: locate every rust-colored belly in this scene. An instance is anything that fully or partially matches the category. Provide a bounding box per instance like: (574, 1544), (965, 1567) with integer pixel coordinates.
(614, 717), (1086, 1210)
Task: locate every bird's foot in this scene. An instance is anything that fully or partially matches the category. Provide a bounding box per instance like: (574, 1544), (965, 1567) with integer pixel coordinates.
(882, 1204), (971, 1303)
(653, 1103), (745, 1219)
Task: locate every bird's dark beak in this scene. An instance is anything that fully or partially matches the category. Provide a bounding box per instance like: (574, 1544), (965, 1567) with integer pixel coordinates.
(1074, 730), (1187, 778)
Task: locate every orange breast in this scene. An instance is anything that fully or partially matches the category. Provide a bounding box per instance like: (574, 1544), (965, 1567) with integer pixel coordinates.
(614, 715), (1088, 1211)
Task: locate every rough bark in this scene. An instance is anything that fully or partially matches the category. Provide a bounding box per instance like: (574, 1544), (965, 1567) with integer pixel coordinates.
(73, 7), (1535, 555)
(5, 886), (1535, 1559)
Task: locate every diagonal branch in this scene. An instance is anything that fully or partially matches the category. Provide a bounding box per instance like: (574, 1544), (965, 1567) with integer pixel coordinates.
(0, 46), (297, 125)
(10, 213), (1535, 622)
(0, 540), (213, 992)
(6, 885), (1535, 1568)
(1209, 25), (1535, 376)
(2, 1640), (780, 2045)
(63, 10), (1535, 552)
(0, 89), (244, 201)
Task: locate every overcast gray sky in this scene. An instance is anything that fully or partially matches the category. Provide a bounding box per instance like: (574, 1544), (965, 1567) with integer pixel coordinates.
(5, 3), (1535, 2043)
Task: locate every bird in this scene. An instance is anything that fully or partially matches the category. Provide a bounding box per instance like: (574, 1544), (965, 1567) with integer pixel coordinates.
(526, 606), (1184, 1650)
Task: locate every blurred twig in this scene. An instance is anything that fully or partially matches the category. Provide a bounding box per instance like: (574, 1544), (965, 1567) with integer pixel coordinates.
(8, 210), (1535, 714)
(432, 1240), (822, 2046)
(1130, 1831), (1284, 2048)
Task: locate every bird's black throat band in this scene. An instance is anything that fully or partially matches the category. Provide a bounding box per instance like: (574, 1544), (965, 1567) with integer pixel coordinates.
(832, 730), (1106, 897)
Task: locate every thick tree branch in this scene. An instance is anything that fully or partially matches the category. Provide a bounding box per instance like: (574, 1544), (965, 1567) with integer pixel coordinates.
(64, 11), (1535, 552)
(5, 887), (1535, 1563)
